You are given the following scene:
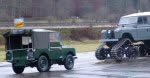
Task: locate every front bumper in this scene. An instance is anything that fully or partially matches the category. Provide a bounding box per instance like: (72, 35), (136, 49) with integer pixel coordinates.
(73, 56), (77, 59)
(101, 39), (119, 42)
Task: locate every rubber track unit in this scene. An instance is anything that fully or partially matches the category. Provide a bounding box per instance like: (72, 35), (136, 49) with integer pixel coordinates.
(95, 48), (103, 60)
(95, 42), (108, 60)
(111, 38), (132, 61)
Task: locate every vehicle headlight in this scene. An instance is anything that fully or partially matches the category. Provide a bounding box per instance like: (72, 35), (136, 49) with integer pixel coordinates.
(108, 30), (111, 34)
(107, 30), (112, 39)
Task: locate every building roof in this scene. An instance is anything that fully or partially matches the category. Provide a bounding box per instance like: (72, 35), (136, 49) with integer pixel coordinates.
(123, 12), (150, 18)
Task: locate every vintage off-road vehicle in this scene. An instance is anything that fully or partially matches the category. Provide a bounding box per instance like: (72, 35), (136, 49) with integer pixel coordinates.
(4, 29), (77, 74)
(96, 12), (150, 62)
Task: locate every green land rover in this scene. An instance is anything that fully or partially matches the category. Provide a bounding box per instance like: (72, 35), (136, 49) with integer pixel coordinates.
(3, 29), (77, 74)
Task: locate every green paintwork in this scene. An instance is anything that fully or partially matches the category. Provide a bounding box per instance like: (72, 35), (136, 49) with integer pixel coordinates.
(7, 49), (28, 66)
(5, 29), (76, 68)
(6, 42), (76, 67)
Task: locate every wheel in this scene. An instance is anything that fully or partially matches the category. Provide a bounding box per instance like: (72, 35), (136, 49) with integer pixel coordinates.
(139, 45), (147, 57)
(95, 48), (107, 60)
(126, 47), (139, 59)
(112, 47), (124, 62)
(64, 54), (74, 70)
(12, 64), (24, 74)
(111, 38), (134, 62)
(36, 55), (51, 72)
(116, 47), (124, 61)
(144, 40), (150, 50)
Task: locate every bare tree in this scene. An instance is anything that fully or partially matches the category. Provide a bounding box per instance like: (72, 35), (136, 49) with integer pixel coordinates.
(94, 6), (107, 22)
(1, 0), (150, 23)
(56, 0), (75, 18)
(0, 0), (13, 21)
(140, 0), (150, 12)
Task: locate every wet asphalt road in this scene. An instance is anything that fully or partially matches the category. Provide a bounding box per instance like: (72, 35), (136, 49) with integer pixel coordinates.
(1, 52), (150, 78)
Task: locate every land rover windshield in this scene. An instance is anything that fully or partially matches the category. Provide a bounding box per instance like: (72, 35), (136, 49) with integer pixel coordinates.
(119, 17), (137, 25)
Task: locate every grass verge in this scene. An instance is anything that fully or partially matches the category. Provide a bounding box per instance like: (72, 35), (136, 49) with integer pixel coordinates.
(0, 51), (5, 62)
(0, 46), (5, 61)
(63, 40), (99, 52)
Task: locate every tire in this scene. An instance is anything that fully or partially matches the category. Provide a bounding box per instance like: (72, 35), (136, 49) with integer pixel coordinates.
(64, 54), (74, 70)
(115, 47), (124, 62)
(95, 48), (107, 60)
(144, 40), (150, 50)
(12, 64), (24, 74)
(36, 55), (51, 72)
(139, 45), (147, 57)
(127, 47), (139, 59)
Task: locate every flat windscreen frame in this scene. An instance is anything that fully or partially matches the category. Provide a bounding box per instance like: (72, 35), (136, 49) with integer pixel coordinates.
(49, 32), (60, 42)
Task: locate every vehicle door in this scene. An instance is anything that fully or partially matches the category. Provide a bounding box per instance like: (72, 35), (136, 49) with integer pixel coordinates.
(137, 16), (150, 40)
(48, 32), (62, 59)
(49, 42), (62, 59)
(119, 17), (138, 40)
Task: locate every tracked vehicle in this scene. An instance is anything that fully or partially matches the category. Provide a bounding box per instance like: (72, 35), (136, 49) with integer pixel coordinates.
(95, 12), (150, 62)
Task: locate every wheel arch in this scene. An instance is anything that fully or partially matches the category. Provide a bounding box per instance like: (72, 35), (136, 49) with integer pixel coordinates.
(37, 52), (51, 61)
(62, 51), (75, 63)
(122, 33), (134, 41)
(67, 51), (75, 56)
